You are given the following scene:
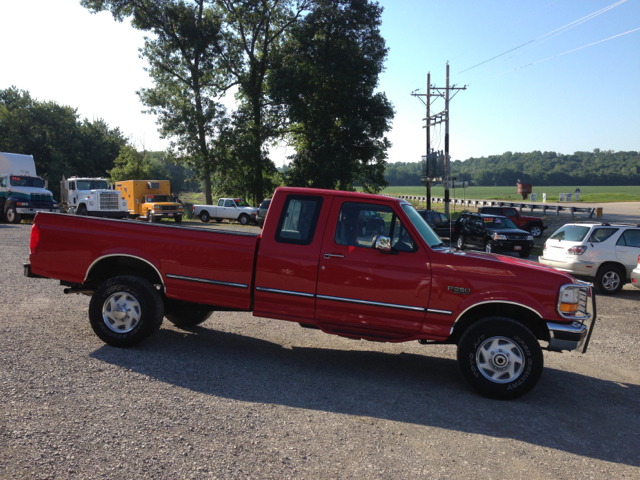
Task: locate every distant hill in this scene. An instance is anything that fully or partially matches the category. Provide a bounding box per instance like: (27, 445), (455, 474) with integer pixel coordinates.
(385, 150), (640, 187)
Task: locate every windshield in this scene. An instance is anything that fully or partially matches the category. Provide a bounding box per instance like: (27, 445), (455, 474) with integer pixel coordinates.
(401, 204), (443, 248)
(550, 225), (591, 242)
(483, 217), (518, 229)
(76, 180), (109, 190)
(234, 199), (250, 207)
(146, 195), (174, 203)
(10, 176), (44, 188)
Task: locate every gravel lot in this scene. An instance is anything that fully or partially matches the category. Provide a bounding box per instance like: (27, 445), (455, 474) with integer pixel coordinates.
(1, 222), (639, 479)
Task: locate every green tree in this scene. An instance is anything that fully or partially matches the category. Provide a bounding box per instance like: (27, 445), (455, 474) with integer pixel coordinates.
(81, 0), (229, 205)
(271, 0), (393, 192)
(108, 145), (156, 181)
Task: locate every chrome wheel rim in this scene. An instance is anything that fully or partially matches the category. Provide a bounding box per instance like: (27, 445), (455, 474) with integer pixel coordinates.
(6, 208), (15, 222)
(102, 292), (141, 333)
(476, 336), (525, 384)
(602, 271), (621, 291)
(457, 237), (463, 248)
(485, 242), (492, 253)
(531, 226), (541, 237)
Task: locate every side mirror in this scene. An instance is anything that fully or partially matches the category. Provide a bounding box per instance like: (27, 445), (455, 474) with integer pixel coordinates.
(374, 235), (392, 252)
(44, 180), (48, 189)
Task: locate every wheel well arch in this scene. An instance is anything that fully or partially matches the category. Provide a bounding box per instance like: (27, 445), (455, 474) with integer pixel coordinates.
(597, 261), (627, 279)
(84, 255), (164, 291)
(449, 301), (548, 344)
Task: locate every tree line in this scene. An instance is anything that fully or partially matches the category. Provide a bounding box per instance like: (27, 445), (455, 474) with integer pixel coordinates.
(385, 150), (640, 187)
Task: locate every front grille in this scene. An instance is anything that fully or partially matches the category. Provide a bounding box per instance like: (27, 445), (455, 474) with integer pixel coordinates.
(508, 234), (527, 240)
(30, 193), (52, 202)
(98, 192), (119, 210)
(32, 202), (51, 208)
(158, 205), (180, 211)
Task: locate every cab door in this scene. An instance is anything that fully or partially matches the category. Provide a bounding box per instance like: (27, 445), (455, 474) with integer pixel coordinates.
(616, 229), (640, 277)
(315, 199), (430, 334)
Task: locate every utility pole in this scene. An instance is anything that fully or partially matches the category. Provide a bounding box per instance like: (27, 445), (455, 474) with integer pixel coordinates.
(426, 72), (431, 209)
(411, 62), (466, 215)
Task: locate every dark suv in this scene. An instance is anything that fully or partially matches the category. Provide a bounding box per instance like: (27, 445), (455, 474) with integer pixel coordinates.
(416, 210), (453, 238)
(256, 198), (271, 228)
(454, 213), (534, 258)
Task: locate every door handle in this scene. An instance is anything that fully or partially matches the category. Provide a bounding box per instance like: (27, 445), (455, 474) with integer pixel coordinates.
(324, 253), (345, 259)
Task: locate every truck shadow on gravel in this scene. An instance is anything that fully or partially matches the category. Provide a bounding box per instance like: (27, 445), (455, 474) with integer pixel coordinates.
(91, 326), (640, 467)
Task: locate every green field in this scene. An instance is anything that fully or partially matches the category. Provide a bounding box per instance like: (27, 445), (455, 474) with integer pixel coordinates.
(381, 185), (640, 203)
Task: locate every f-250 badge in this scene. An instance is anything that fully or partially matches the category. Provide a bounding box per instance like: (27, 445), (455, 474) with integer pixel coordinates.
(448, 286), (471, 295)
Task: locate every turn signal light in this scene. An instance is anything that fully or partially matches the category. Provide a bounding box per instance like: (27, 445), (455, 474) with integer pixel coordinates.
(560, 303), (579, 313)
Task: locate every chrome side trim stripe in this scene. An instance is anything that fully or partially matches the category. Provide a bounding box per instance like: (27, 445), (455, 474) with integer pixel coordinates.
(255, 287), (315, 298)
(427, 308), (453, 315)
(316, 294), (425, 312)
(166, 274), (248, 289)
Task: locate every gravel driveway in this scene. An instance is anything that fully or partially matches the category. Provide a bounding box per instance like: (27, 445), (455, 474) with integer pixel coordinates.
(1, 223), (639, 479)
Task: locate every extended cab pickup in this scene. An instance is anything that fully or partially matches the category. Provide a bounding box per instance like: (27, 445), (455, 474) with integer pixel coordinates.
(478, 206), (547, 238)
(25, 187), (596, 399)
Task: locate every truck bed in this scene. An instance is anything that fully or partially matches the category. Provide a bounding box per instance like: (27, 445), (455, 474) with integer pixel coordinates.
(30, 213), (259, 310)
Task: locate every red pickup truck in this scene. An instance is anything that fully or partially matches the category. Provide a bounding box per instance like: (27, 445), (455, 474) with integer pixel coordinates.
(478, 206), (547, 237)
(25, 187), (596, 399)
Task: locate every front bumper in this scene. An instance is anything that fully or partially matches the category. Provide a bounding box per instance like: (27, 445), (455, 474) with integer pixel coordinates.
(547, 286), (597, 353)
(150, 212), (183, 219)
(631, 268), (640, 289)
(17, 207), (59, 215)
(538, 256), (597, 278)
(493, 240), (534, 253)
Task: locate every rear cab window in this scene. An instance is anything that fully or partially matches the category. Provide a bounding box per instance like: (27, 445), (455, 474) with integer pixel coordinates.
(275, 195), (323, 245)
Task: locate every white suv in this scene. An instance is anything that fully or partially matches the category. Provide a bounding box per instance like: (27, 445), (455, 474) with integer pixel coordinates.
(539, 222), (640, 295)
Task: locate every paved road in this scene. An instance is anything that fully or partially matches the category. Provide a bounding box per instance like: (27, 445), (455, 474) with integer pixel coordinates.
(1, 223), (640, 479)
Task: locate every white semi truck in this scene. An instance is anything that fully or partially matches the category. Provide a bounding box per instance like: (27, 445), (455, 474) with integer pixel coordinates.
(0, 152), (59, 223)
(59, 176), (128, 218)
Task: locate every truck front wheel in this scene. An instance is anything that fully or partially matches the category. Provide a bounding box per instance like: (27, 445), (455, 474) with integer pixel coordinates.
(77, 206), (88, 216)
(4, 203), (21, 224)
(89, 275), (164, 348)
(457, 316), (543, 400)
(165, 310), (212, 329)
(238, 214), (249, 225)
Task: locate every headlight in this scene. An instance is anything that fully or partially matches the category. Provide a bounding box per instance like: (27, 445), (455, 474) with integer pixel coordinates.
(16, 202), (28, 206)
(526, 235), (534, 241)
(53, 203), (59, 208)
(493, 233), (507, 240)
(558, 285), (588, 317)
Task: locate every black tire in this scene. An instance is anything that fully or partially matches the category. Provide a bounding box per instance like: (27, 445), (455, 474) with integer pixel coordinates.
(518, 249), (531, 258)
(4, 203), (21, 224)
(456, 235), (465, 250)
(200, 211), (210, 223)
(594, 264), (624, 295)
(457, 316), (544, 400)
(238, 214), (249, 225)
(174, 216), (182, 224)
(148, 213), (154, 223)
(214, 218), (222, 223)
(485, 240), (493, 253)
(77, 206), (88, 216)
(529, 224), (543, 238)
(165, 310), (212, 329)
(88, 275), (164, 347)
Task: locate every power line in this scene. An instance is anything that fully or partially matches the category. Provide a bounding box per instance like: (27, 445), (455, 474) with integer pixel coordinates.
(459, 0), (628, 75)
(476, 26), (640, 82)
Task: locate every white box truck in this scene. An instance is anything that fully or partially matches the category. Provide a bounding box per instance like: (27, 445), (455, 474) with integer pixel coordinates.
(60, 176), (128, 218)
(0, 152), (59, 223)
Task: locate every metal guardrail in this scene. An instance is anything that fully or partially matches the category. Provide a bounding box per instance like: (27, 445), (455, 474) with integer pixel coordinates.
(390, 195), (603, 218)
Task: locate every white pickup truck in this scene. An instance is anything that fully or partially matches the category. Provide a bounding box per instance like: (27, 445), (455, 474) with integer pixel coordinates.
(193, 198), (258, 225)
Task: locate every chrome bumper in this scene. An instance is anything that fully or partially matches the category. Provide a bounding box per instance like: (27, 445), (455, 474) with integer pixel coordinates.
(547, 286), (597, 353)
(17, 207), (59, 214)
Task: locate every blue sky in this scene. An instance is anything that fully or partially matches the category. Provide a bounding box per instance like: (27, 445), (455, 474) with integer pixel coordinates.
(1, 0), (638, 165)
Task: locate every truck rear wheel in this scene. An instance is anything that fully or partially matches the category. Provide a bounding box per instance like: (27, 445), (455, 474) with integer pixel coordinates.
(89, 275), (164, 348)
(199, 211), (210, 223)
(174, 216), (182, 224)
(529, 224), (543, 238)
(4, 203), (21, 224)
(457, 316), (543, 400)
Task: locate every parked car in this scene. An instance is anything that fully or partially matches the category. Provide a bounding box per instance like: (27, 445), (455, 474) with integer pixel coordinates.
(454, 213), (534, 258)
(539, 222), (640, 295)
(256, 198), (271, 228)
(478, 206), (547, 238)
(194, 198), (258, 225)
(357, 209), (386, 236)
(416, 210), (453, 238)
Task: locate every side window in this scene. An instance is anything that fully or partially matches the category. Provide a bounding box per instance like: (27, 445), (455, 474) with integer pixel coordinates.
(224, 199), (234, 207)
(589, 228), (618, 243)
(0, 177), (6, 187)
(504, 209), (517, 217)
(69, 181), (75, 190)
(334, 202), (415, 252)
(617, 229), (640, 248)
(217, 199), (224, 206)
(275, 195), (323, 245)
